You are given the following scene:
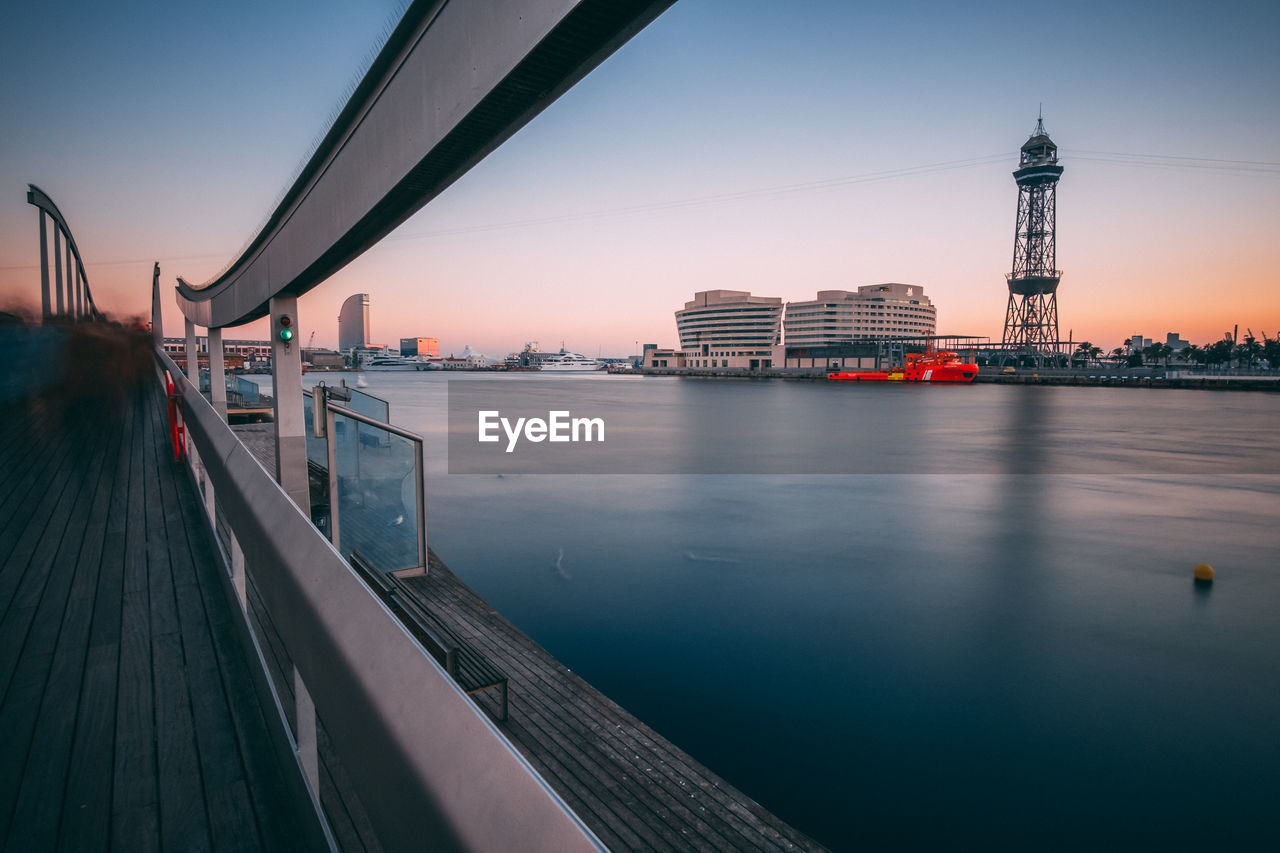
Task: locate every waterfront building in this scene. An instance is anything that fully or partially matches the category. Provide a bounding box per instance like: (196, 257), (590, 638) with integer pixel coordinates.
(163, 336), (272, 368)
(352, 344), (387, 366)
(674, 289), (783, 369)
(338, 293), (371, 353)
(643, 348), (688, 369)
(782, 342), (881, 370)
(303, 348), (346, 368)
(400, 336), (440, 357)
(784, 284), (937, 345)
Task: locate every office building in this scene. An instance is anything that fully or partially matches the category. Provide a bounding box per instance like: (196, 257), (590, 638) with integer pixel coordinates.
(674, 290), (783, 369)
(400, 336), (440, 357)
(338, 293), (371, 353)
(784, 284), (936, 345)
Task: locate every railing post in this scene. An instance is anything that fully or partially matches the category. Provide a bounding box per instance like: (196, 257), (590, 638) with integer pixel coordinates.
(67, 243), (77, 320)
(37, 211), (51, 321)
(326, 404), (339, 552)
(151, 263), (163, 349)
(184, 316), (199, 382)
(294, 668), (319, 796)
(208, 326), (228, 421)
(74, 255), (82, 320)
(414, 438), (427, 573)
(203, 467), (216, 529)
(270, 295), (309, 514)
(54, 227), (64, 316)
(229, 530), (246, 609)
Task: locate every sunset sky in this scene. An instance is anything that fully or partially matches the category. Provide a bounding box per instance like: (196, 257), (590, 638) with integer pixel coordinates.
(2, 0), (1278, 356)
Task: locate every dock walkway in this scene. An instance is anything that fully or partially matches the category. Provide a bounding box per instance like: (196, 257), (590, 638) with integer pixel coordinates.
(233, 423), (823, 852)
(0, 381), (318, 850)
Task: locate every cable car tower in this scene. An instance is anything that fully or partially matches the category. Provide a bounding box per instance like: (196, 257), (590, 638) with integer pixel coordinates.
(1003, 114), (1064, 351)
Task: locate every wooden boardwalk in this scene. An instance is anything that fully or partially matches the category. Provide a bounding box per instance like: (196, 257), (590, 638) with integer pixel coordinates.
(0, 381), (319, 851)
(401, 558), (823, 853)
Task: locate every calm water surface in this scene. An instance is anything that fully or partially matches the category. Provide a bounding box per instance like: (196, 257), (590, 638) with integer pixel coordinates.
(279, 373), (1280, 850)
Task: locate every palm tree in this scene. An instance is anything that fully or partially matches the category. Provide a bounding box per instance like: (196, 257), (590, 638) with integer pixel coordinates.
(1181, 344), (1205, 367)
(1072, 341), (1094, 368)
(1109, 347), (1126, 368)
(1263, 334), (1280, 370)
(1205, 339), (1234, 367)
(1233, 334), (1263, 370)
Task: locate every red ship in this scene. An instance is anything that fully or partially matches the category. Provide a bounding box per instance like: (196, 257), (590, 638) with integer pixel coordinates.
(827, 343), (977, 383)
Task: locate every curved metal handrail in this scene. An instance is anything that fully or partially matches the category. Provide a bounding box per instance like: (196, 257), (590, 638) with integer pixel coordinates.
(27, 184), (100, 321)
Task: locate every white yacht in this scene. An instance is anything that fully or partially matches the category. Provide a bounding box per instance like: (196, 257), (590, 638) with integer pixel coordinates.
(363, 355), (423, 372)
(537, 351), (605, 372)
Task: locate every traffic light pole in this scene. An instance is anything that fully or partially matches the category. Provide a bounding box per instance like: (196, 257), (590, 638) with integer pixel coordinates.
(270, 294), (309, 515)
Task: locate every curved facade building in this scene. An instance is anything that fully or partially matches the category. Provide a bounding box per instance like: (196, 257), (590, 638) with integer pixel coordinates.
(338, 293), (370, 353)
(676, 290), (782, 353)
(784, 284), (935, 345)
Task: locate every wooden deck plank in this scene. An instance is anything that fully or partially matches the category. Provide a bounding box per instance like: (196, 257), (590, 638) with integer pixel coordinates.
(8, 414), (115, 848)
(110, 394), (161, 848)
(401, 577), (714, 847)
(152, 630), (214, 852)
(58, 643), (120, 852)
(0, 413), (110, 847)
(58, 397), (136, 852)
(0, 650), (51, 843)
(0, 406), (65, 548)
(2, 366), (319, 850)
(161, 387), (321, 851)
(157, 462), (262, 850)
(403, 558), (822, 852)
(140, 378), (214, 853)
(317, 717), (381, 853)
(0, 415), (80, 641)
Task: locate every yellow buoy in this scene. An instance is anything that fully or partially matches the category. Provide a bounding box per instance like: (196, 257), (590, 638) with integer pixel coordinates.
(1193, 563), (1215, 583)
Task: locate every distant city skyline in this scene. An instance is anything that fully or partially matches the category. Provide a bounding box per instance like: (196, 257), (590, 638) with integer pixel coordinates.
(2, 0), (1277, 355)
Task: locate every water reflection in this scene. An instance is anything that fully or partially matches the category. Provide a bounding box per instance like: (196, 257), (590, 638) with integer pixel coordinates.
(286, 373), (1280, 850)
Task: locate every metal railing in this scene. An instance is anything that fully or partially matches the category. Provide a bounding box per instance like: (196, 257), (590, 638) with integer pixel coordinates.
(26, 185), (100, 322)
(157, 346), (604, 853)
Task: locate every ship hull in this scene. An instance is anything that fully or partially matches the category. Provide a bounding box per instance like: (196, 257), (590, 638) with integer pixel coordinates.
(828, 352), (977, 383)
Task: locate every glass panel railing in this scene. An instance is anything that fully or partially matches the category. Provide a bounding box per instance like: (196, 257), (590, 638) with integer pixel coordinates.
(331, 410), (422, 573)
(346, 385), (389, 423)
(198, 370), (261, 407)
(234, 375), (260, 405)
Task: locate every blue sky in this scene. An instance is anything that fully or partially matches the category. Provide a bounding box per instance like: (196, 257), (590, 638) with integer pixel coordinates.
(3, 0), (1278, 353)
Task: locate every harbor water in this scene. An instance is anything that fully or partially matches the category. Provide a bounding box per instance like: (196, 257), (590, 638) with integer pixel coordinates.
(274, 372), (1280, 850)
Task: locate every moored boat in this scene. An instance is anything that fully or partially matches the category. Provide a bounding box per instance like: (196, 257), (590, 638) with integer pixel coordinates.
(364, 355), (425, 371)
(828, 345), (977, 383)
(537, 351), (605, 372)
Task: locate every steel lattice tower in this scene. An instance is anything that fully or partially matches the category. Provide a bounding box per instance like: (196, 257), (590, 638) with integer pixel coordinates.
(1003, 116), (1064, 349)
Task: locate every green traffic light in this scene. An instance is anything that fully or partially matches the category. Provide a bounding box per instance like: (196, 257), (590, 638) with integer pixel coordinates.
(279, 328), (294, 342)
